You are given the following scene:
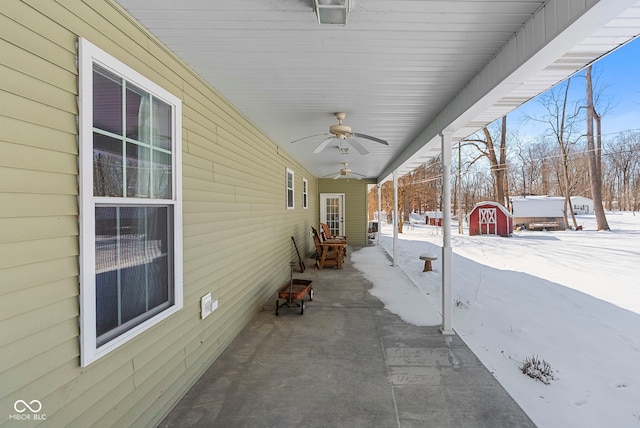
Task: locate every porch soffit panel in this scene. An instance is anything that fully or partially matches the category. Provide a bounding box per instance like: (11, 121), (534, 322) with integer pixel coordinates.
(380, 0), (640, 181)
(114, 0), (640, 183)
(112, 0), (544, 181)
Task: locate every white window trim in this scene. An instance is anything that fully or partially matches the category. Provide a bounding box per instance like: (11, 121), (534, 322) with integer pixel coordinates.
(286, 167), (295, 209)
(302, 178), (309, 209)
(78, 38), (183, 367)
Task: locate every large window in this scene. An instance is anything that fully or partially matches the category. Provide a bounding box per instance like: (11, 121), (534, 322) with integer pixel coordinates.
(79, 39), (183, 366)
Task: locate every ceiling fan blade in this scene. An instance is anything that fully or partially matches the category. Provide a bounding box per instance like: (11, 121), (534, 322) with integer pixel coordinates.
(348, 138), (369, 155)
(333, 174), (342, 180)
(321, 171), (340, 178)
(289, 133), (330, 144)
(313, 137), (335, 154)
(353, 132), (389, 146)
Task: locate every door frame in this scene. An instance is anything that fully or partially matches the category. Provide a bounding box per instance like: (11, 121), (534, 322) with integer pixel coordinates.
(320, 193), (345, 237)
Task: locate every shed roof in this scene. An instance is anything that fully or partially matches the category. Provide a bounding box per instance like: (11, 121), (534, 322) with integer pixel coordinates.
(471, 201), (514, 218)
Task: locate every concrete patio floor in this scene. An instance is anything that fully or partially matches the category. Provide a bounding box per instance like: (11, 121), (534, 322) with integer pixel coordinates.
(159, 246), (535, 427)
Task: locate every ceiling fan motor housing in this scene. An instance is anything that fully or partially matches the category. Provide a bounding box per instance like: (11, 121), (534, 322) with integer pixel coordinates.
(330, 124), (351, 137)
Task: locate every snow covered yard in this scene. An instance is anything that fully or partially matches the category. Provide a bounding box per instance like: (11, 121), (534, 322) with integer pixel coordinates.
(351, 212), (640, 428)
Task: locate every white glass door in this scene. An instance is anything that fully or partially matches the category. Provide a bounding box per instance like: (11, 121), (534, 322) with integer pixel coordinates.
(320, 193), (345, 237)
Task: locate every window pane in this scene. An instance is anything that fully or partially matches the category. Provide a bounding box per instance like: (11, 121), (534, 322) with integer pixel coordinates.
(153, 150), (172, 199)
(126, 84), (151, 143)
(119, 206), (170, 323)
(95, 206), (173, 345)
(93, 65), (122, 135)
(94, 133), (123, 197)
(95, 207), (118, 337)
(126, 143), (151, 198)
(153, 98), (172, 150)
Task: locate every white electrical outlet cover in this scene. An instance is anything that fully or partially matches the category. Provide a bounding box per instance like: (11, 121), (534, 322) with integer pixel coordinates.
(201, 293), (212, 319)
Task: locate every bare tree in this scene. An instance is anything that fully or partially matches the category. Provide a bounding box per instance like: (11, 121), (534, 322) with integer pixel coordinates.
(607, 131), (640, 211)
(525, 79), (582, 229)
(512, 137), (556, 197)
(462, 116), (510, 207)
(585, 65), (610, 230)
(379, 181), (394, 224)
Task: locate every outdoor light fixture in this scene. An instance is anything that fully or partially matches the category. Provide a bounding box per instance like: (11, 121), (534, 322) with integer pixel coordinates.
(314, 0), (350, 25)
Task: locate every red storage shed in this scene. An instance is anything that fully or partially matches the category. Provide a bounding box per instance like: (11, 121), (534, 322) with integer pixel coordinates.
(468, 201), (513, 237)
(425, 211), (443, 226)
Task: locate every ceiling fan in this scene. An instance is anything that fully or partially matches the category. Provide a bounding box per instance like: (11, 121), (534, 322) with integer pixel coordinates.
(323, 163), (366, 180)
(291, 112), (389, 155)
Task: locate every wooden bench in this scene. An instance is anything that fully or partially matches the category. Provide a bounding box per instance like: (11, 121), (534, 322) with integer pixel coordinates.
(419, 254), (438, 272)
(319, 223), (347, 256)
(311, 226), (346, 270)
(313, 235), (345, 269)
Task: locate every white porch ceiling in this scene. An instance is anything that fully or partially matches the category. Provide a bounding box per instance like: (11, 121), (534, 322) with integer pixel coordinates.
(115, 0), (640, 182)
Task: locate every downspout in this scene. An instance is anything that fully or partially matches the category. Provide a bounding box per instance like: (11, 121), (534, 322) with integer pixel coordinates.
(440, 133), (454, 335)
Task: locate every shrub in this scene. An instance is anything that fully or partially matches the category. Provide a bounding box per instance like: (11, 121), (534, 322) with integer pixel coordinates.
(519, 355), (555, 384)
(454, 296), (469, 309)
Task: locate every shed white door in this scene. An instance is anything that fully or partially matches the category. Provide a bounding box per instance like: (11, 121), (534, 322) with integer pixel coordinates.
(320, 194), (345, 237)
(479, 207), (497, 235)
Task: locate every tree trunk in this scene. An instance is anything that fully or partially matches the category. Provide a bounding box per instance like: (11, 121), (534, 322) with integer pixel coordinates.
(499, 116), (509, 208)
(481, 127), (506, 205)
(585, 66), (610, 230)
(470, 123), (507, 205)
(558, 80), (578, 230)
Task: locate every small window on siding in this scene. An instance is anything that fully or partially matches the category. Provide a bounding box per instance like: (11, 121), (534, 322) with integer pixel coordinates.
(302, 178), (308, 209)
(286, 168), (295, 209)
(78, 38), (183, 366)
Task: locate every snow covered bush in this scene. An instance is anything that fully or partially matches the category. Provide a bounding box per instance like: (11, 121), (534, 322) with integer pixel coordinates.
(454, 297), (469, 308)
(519, 355), (556, 385)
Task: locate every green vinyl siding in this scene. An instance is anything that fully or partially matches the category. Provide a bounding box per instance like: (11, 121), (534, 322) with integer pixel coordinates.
(0, 1), (316, 427)
(318, 178), (376, 245)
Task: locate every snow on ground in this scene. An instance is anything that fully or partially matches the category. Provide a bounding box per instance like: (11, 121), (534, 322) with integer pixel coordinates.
(351, 212), (640, 428)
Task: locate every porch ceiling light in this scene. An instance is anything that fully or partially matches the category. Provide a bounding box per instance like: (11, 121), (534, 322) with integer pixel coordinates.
(314, 0), (350, 25)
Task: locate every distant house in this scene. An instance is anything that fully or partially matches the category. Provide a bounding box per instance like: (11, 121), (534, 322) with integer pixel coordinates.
(468, 201), (513, 237)
(511, 196), (566, 230)
(571, 196), (594, 214)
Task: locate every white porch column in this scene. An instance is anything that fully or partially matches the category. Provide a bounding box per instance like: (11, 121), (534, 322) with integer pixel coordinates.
(392, 171), (399, 266)
(440, 132), (454, 335)
(458, 142), (464, 235)
(377, 184), (382, 245)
